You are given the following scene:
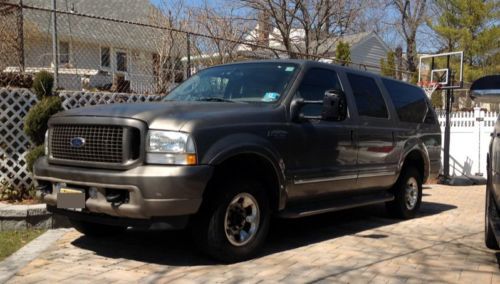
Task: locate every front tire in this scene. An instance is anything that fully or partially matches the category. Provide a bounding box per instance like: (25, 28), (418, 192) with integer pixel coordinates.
(191, 179), (270, 263)
(386, 167), (422, 219)
(69, 219), (126, 237)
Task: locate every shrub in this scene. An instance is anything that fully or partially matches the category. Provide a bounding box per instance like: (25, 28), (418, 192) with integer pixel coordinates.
(0, 73), (33, 88)
(0, 178), (34, 202)
(431, 91), (444, 109)
(32, 71), (54, 100)
(25, 145), (45, 173)
(24, 96), (62, 145)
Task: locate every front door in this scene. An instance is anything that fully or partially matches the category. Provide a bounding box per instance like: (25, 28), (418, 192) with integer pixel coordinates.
(287, 68), (358, 201)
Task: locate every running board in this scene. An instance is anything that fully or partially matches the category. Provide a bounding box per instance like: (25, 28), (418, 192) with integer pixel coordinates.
(278, 192), (394, 219)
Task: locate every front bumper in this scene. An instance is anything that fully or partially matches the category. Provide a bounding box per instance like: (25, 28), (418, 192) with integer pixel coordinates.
(34, 157), (213, 219)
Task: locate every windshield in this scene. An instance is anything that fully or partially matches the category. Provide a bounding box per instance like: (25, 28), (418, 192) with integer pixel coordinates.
(164, 63), (299, 103)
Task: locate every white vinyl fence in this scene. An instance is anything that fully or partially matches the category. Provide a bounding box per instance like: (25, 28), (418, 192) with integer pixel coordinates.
(438, 108), (498, 177)
(0, 88), (159, 190)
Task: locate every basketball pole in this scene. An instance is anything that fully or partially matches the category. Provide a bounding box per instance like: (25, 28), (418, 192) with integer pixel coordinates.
(443, 54), (452, 182)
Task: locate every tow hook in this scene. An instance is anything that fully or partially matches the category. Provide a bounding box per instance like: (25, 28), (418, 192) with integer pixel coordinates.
(105, 189), (129, 208)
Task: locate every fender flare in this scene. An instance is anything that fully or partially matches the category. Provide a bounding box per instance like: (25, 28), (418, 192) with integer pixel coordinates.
(398, 139), (431, 183)
(202, 133), (287, 210)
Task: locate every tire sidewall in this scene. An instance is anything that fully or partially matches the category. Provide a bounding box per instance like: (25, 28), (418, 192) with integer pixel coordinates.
(197, 180), (270, 262)
(396, 167), (422, 219)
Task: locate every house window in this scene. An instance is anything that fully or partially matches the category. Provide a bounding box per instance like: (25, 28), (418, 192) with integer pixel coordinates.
(101, 47), (110, 68)
(59, 41), (70, 64)
(116, 50), (127, 72)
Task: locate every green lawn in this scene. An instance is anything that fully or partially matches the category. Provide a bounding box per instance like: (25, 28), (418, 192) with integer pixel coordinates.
(0, 230), (46, 261)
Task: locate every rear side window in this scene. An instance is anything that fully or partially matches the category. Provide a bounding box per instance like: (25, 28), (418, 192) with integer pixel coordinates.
(347, 73), (388, 118)
(382, 79), (428, 123)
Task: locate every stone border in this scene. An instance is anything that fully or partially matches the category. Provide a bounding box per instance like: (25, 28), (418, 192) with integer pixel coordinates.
(0, 203), (70, 231)
(0, 228), (71, 283)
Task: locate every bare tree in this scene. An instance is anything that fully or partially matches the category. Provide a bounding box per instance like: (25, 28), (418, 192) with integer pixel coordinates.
(0, 2), (24, 72)
(241, 0), (363, 59)
(390, 0), (428, 73)
(149, 0), (188, 94)
(190, 1), (250, 66)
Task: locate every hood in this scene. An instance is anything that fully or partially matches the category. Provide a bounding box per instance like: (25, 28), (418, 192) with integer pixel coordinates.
(53, 101), (278, 131)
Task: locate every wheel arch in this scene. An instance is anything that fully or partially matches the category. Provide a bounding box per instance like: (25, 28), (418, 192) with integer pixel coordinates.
(202, 135), (287, 212)
(399, 148), (429, 184)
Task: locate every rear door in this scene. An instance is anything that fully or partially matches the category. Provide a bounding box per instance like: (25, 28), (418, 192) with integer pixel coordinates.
(345, 73), (398, 190)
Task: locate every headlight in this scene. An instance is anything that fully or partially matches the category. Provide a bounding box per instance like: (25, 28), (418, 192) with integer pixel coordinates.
(146, 130), (197, 165)
(44, 129), (49, 156)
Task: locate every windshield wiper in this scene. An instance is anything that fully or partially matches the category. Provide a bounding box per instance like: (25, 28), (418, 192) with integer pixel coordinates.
(195, 97), (235, 103)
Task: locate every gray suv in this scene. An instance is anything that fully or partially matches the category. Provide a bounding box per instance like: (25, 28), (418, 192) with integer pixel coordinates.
(34, 60), (441, 262)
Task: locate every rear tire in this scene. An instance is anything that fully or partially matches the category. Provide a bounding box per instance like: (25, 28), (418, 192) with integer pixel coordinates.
(69, 219), (126, 237)
(190, 179), (270, 263)
(485, 184), (500, 249)
(386, 167), (422, 219)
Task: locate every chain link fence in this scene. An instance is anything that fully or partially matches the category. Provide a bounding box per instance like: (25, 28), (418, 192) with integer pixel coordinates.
(0, 0), (408, 95)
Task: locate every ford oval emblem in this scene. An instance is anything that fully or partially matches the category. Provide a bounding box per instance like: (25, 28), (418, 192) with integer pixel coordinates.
(70, 137), (86, 148)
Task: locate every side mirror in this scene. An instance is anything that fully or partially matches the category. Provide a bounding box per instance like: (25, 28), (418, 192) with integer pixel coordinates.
(321, 89), (347, 121)
(291, 89), (347, 122)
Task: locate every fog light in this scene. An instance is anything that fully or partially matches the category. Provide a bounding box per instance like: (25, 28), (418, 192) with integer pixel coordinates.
(89, 187), (98, 199)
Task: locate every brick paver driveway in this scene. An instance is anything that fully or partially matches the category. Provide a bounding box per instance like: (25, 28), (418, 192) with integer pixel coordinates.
(6, 185), (500, 283)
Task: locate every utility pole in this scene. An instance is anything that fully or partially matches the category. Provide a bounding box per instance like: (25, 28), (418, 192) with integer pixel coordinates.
(17, 0), (25, 72)
(186, 33), (191, 78)
(51, 0), (59, 89)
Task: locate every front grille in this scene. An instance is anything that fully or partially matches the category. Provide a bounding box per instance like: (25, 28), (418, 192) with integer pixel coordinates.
(51, 125), (124, 164)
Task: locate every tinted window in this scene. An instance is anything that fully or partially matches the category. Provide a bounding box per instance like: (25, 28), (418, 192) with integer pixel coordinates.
(347, 73), (388, 118)
(297, 68), (342, 116)
(382, 79), (428, 123)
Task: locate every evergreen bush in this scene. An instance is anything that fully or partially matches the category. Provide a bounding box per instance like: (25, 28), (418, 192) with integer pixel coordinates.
(24, 96), (62, 146)
(32, 71), (54, 100)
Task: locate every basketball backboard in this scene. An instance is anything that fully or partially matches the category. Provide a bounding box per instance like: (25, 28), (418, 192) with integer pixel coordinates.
(418, 51), (464, 90)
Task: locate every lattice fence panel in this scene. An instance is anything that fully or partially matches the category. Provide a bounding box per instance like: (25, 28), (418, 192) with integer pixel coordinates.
(0, 88), (38, 190)
(1, 88), (160, 190)
(59, 92), (160, 110)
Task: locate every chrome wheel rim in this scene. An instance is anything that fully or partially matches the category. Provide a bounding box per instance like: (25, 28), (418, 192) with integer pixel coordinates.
(405, 177), (419, 210)
(224, 193), (260, 247)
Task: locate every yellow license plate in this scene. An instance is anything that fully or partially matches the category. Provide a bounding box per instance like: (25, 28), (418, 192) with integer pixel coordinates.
(60, 188), (84, 194)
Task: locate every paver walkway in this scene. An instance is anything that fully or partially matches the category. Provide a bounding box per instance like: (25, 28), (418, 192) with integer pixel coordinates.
(4, 185), (499, 283)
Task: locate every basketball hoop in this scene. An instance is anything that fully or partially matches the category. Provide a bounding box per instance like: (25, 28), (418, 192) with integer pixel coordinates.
(419, 81), (442, 97)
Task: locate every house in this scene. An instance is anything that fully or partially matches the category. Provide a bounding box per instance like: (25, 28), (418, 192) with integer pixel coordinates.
(2, 0), (172, 93)
(239, 25), (391, 74)
(184, 23), (391, 75)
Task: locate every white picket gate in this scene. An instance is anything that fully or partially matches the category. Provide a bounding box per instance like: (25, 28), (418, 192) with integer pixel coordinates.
(438, 108), (498, 177)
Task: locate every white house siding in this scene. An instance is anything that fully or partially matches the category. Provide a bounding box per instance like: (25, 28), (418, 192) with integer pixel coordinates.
(350, 35), (389, 74)
(23, 37), (155, 92)
(24, 37), (53, 68)
(128, 51), (155, 94)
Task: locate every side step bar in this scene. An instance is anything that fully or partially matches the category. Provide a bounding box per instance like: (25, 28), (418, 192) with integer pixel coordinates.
(278, 192), (394, 219)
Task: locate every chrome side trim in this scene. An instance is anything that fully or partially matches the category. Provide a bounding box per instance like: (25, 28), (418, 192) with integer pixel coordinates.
(358, 172), (395, 178)
(294, 174), (357, 185)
